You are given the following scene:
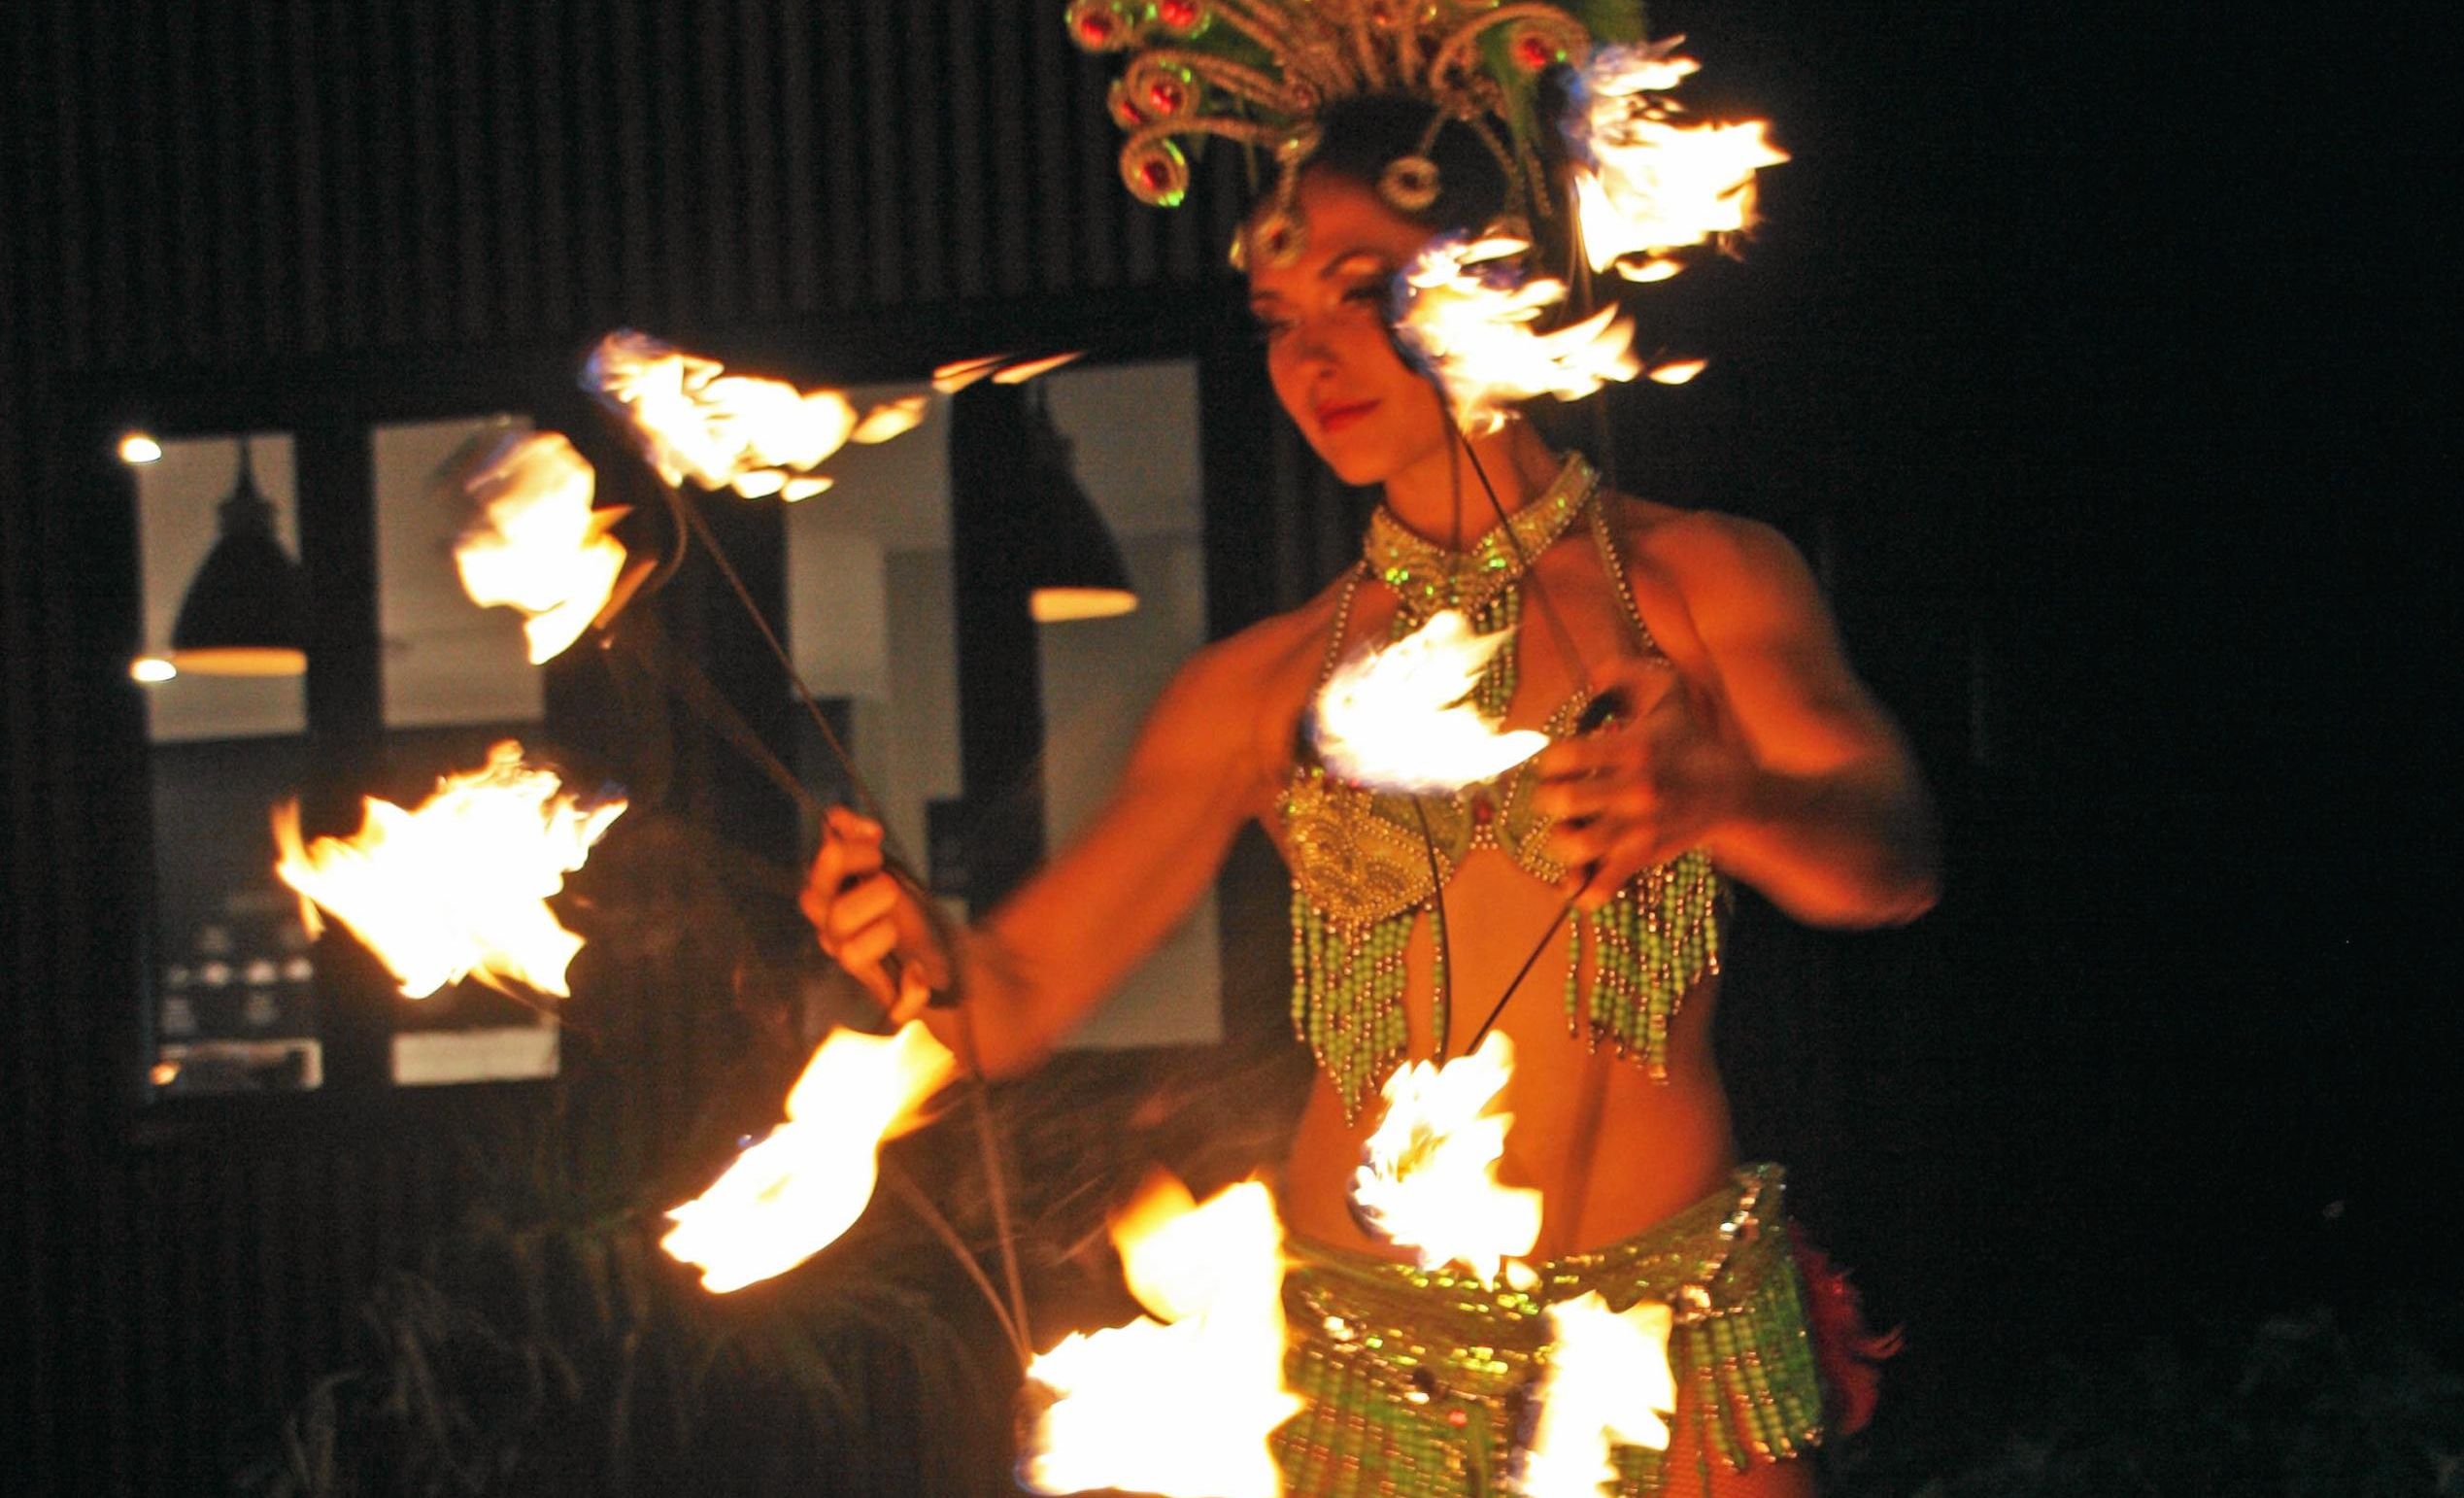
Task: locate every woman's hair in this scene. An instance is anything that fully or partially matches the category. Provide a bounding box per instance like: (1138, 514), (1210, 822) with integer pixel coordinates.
(1306, 95), (1518, 232)
(1266, 90), (1577, 267)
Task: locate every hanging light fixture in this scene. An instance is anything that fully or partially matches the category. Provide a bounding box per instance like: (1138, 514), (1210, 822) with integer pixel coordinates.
(168, 435), (310, 675)
(1018, 390), (1137, 624)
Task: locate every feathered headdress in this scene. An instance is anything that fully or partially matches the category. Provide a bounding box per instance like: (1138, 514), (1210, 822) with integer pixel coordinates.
(1067, 0), (1645, 263)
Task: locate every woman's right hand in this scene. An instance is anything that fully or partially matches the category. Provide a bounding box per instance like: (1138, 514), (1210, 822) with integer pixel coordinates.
(800, 806), (950, 1024)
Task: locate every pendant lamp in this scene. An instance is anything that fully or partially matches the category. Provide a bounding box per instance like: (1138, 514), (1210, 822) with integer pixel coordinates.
(1018, 391), (1137, 624)
(168, 436), (310, 674)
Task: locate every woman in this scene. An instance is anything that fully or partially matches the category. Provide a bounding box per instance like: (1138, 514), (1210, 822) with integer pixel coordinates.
(805, 81), (1937, 1498)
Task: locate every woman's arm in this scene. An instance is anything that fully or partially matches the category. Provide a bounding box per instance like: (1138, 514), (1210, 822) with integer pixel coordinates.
(1536, 511), (1941, 929)
(805, 631), (1278, 1075)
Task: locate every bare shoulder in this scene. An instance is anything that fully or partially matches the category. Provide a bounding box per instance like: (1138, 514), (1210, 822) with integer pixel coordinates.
(1166, 571), (1347, 698)
(1610, 494), (1804, 582)
(1604, 494), (1822, 630)
(1136, 572), (1351, 781)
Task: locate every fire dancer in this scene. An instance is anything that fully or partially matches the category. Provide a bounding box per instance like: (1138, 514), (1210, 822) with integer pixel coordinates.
(806, 4), (1935, 1492)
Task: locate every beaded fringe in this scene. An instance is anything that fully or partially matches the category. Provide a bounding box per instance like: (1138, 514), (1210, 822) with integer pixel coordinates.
(1294, 842), (1721, 1114)
(1563, 848), (1725, 1080)
(1293, 890), (1420, 1120)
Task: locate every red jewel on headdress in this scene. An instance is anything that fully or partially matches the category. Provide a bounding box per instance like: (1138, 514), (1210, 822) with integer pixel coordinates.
(1076, 11), (1119, 46)
(1147, 78), (1186, 114)
(1157, 0), (1200, 28)
(1514, 33), (1555, 72)
(1108, 80), (1145, 127)
(1139, 159), (1176, 194)
(1445, 1408), (1469, 1428)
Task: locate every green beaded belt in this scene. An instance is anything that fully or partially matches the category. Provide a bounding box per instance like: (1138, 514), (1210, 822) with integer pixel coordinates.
(1272, 1163), (1825, 1496)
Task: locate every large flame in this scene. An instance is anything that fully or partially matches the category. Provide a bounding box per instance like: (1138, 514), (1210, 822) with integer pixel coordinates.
(1347, 1032), (1543, 1287)
(1392, 234), (1641, 435)
(660, 1021), (959, 1294)
(1516, 1291), (1678, 1492)
(1564, 40), (1789, 281)
(1020, 1175), (1299, 1498)
(1313, 610), (1549, 795)
(272, 742), (624, 999)
(452, 431), (628, 664)
(583, 329), (924, 499)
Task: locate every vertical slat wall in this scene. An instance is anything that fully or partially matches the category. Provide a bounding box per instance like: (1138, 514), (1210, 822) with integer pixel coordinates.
(0, 3), (1235, 1492)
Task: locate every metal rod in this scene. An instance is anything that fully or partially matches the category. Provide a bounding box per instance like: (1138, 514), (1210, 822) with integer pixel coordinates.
(1464, 902), (1572, 1056)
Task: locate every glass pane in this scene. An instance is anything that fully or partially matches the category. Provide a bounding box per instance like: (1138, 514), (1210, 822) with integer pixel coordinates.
(373, 413), (559, 1086)
(134, 432), (321, 1096)
(784, 383), (963, 982)
(1039, 359), (1220, 1048)
(779, 363), (1219, 1051)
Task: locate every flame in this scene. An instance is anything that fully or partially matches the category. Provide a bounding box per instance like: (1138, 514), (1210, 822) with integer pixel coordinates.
(930, 351), (1086, 392)
(848, 393), (930, 444)
(272, 742), (624, 999)
(991, 350), (1087, 385)
(1392, 234), (1640, 435)
(1347, 1032), (1543, 1286)
(1020, 1175), (1299, 1498)
(1516, 1292), (1677, 1492)
(1564, 40), (1790, 281)
(583, 329), (924, 498)
(452, 431), (628, 664)
(931, 353), (1010, 393)
(1313, 610), (1549, 795)
(1646, 357), (1707, 386)
(660, 1021), (959, 1293)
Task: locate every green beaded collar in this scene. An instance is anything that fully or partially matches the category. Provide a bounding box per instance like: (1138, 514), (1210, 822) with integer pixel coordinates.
(1362, 454), (1600, 621)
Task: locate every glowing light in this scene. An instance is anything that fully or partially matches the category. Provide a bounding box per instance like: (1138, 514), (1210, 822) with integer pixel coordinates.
(1564, 40), (1789, 281)
(1029, 586), (1138, 623)
(118, 432), (163, 464)
(1347, 1032), (1542, 1287)
(1313, 610), (1549, 795)
(1392, 233), (1640, 435)
(1646, 358), (1707, 386)
(660, 1021), (959, 1293)
(1516, 1292), (1677, 1493)
(1020, 1175), (1299, 1498)
(272, 741), (624, 1000)
(583, 329), (923, 498)
(452, 432), (629, 664)
(129, 656), (178, 684)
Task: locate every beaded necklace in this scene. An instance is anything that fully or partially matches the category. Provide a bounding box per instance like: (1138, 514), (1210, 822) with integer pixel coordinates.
(1358, 455), (1598, 716)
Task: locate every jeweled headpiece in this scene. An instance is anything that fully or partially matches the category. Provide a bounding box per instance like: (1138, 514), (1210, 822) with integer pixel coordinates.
(1066, 0), (1644, 263)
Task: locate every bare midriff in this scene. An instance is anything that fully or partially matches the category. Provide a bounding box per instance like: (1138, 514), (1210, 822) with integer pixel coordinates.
(1275, 841), (1738, 1260)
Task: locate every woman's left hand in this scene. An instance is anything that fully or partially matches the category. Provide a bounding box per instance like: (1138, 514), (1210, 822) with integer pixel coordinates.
(1533, 657), (1750, 908)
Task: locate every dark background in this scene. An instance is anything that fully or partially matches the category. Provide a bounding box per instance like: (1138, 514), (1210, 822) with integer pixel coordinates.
(3, 1), (2447, 1493)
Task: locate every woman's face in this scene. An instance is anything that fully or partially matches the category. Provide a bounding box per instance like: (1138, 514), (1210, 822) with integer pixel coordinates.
(1247, 170), (1451, 488)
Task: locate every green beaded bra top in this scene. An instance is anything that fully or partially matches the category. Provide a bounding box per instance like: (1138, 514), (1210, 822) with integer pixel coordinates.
(1278, 455), (1728, 1119)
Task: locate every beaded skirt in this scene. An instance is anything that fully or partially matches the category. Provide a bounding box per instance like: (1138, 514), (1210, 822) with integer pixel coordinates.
(1272, 1163), (1825, 1496)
